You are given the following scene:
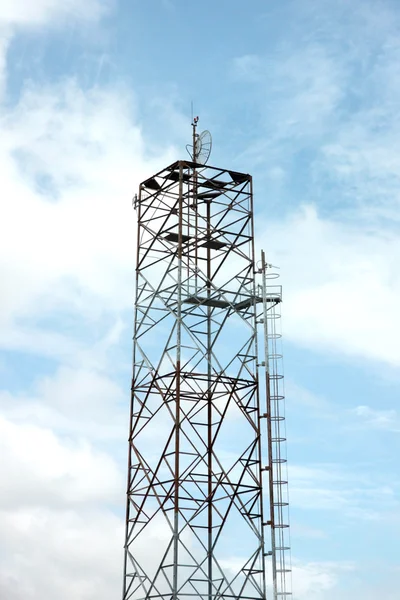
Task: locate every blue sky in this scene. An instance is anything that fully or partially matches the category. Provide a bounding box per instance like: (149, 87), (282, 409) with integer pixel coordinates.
(1, 1), (400, 598)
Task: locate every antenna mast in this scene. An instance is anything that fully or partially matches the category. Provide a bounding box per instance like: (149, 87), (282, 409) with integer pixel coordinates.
(192, 114), (199, 162)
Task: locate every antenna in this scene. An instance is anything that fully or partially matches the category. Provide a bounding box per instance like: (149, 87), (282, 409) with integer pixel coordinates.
(192, 115), (199, 162)
(195, 130), (212, 164)
(186, 115), (212, 164)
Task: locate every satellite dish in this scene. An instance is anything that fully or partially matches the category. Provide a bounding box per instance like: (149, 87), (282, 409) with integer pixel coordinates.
(195, 130), (212, 164)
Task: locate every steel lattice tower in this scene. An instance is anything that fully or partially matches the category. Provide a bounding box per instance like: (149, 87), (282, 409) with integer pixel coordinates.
(122, 122), (291, 600)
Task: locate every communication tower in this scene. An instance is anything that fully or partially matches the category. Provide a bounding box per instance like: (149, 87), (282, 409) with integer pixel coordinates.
(122, 118), (292, 600)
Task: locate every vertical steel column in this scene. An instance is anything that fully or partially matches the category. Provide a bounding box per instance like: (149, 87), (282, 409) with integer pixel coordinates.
(173, 162), (184, 600)
(261, 250), (277, 600)
(206, 197), (213, 600)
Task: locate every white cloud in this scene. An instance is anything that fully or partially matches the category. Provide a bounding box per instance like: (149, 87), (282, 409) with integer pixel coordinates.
(350, 405), (400, 433)
(0, 0), (111, 97)
(0, 365), (127, 440)
(0, 0), (110, 26)
(235, 4), (400, 371)
(0, 78), (179, 356)
(0, 384), (126, 594)
(0, 414), (124, 509)
(0, 506), (123, 600)
(0, 367), (126, 597)
(291, 560), (349, 600)
(258, 205), (400, 368)
(0, 52), (190, 600)
(0, 18), (187, 593)
(290, 558), (400, 600)
(0, 31), (11, 94)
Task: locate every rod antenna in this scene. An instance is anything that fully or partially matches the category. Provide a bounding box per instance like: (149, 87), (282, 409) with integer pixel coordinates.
(192, 115), (199, 162)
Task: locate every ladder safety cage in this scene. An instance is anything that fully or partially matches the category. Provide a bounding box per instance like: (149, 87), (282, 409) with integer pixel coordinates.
(257, 250), (292, 600)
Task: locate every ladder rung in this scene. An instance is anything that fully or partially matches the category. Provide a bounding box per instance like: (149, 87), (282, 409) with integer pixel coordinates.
(276, 569), (292, 573)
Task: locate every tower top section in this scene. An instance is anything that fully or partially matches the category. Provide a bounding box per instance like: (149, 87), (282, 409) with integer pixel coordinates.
(186, 115), (213, 164)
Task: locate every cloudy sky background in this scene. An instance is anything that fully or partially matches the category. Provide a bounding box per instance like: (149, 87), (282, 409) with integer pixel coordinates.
(1, 0), (400, 598)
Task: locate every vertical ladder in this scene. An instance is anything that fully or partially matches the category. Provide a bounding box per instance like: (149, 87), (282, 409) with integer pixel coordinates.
(260, 250), (292, 600)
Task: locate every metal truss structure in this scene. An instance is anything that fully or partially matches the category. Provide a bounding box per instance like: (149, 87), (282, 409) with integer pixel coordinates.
(122, 153), (291, 600)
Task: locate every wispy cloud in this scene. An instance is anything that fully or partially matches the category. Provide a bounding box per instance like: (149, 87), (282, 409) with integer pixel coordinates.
(291, 558), (354, 600)
(350, 405), (400, 433)
(289, 463), (399, 520)
(286, 381), (333, 415)
(233, 0), (400, 225)
(0, 0), (112, 27)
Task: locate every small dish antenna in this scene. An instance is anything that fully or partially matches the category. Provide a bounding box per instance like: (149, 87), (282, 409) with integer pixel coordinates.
(195, 130), (212, 164)
(186, 116), (212, 165)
